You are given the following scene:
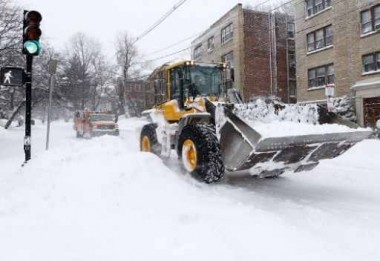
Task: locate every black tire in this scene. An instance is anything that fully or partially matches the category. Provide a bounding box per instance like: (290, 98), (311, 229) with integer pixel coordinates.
(178, 123), (225, 183)
(140, 123), (161, 155)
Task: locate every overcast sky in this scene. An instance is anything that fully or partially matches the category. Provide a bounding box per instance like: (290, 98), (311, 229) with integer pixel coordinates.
(16, 0), (277, 67)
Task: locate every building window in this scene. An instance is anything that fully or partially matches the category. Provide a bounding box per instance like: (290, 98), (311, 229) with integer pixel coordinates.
(194, 44), (202, 59)
(308, 64), (334, 88)
(288, 50), (296, 78)
(362, 52), (380, 73)
(289, 80), (296, 96)
(288, 23), (295, 38)
(222, 52), (234, 82)
(306, 0), (331, 17)
(361, 5), (380, 35)
(307, 25), (333, 52)
(207, 36), (214, 51)
(221, 23), (233, 44)
(222, 51), (234, 68)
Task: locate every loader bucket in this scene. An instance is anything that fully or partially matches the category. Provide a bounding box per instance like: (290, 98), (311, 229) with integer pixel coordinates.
(218, 107), (373, 173)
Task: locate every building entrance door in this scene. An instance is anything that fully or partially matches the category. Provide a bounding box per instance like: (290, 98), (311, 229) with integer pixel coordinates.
(364, 97), (380, 128)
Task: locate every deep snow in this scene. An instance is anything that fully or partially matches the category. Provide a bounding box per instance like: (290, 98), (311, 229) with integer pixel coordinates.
(0, 118), (379, 261)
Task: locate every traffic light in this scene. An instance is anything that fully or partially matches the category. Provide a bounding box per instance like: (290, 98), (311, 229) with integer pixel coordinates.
(23, 10), (42, 56)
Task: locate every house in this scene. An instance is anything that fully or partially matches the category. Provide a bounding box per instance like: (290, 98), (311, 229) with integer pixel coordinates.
(124, 80), (154, 115)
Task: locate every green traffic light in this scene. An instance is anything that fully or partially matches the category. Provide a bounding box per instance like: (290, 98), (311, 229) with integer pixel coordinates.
(24, 40), (41, 55)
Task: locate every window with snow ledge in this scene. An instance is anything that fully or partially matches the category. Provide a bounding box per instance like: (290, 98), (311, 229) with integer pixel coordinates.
(308, 64), (334, 89)
(305, 0), (332, 18)
(307, 25), (333, 53)
(362, 51), (380, 74)
(207, 36), (215, 52)
(221, 23), (233, 45)
(361, 5), (380, 35)
(288, 23), (295, 38)
(193, 44), (202, 59)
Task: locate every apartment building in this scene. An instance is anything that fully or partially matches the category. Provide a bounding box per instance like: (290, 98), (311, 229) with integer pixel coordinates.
(191, 4), (296, 103)
(295, 0), (380, 127)
(124, 80), (154, 115)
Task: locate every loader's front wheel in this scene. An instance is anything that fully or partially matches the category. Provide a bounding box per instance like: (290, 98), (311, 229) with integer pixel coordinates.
(140, 124), (161, 155)
(178, 123), (225, 183)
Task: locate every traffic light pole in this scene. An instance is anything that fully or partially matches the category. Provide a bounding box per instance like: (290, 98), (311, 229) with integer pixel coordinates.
(24, 54), (33, 162)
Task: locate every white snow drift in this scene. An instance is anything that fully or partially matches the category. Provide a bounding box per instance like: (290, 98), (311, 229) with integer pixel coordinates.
(0, 118), (379, 261)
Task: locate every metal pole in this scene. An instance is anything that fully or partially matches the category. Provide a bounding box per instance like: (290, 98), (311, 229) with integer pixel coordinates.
(24, 55), (33, 162)
(46, 74), (54, 150)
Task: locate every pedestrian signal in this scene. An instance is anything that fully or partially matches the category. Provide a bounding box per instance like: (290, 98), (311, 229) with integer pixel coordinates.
(0, 67), (25, 86)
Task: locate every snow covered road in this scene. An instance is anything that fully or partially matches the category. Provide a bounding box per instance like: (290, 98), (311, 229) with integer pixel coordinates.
(1, 118), (380, 261)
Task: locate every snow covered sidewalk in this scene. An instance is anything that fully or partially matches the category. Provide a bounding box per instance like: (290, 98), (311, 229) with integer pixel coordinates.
(0, 119), (379, 261)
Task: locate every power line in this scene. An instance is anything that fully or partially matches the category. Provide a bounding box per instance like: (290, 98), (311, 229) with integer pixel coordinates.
(134, 0), (189, 44)
(146, 47), (191, 62)
(145, 32), (200, 57)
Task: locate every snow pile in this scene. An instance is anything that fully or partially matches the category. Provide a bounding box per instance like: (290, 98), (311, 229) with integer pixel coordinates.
(0, 122), (331, 261)
(1, 119), (380, 261)
(235, 98), (319, 124)
(233, 98), (367, 138)
(116, 115), (149, 132)
(252, 121), (362, 137)
(0, 119), (8, 128)
(333, 95), (357, 123)
(0, 119), (19, 128)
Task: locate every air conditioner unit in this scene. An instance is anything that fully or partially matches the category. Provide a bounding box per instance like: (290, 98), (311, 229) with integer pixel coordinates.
(376, 24), (380, 31)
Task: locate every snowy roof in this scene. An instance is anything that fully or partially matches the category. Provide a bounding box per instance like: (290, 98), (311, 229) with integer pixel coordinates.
(351, 76), (380, 90)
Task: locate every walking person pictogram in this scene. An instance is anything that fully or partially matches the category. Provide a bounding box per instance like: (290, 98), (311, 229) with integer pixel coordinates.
(4, 70), (13, 84)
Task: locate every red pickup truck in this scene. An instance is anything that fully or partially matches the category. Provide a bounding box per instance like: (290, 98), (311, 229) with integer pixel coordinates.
(74, 111), (119, 138)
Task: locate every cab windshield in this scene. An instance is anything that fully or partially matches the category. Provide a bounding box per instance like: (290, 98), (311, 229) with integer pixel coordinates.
(186, 65), (222, 96)
(90, 114), (114, 122)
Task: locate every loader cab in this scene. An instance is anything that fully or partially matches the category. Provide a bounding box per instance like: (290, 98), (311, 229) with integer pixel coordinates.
(148, 61), (226, 122)
(168, 62), (226, 107)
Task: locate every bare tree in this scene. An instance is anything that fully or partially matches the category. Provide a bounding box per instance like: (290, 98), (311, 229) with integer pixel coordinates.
(91, 52), (115, 111)
(115, 32), (142, 115)
(0, 0), (22, 61)
(61, 33), (101, 110)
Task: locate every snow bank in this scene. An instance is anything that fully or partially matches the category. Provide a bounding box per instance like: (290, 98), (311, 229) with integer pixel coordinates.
(249, 120), (363, 138)
(117, 116), (149, 131)
(235, 98), (368, 138)
(235, 98), (319, 124)
(0, 125), (5, 135)
(1, 119), (379, 261)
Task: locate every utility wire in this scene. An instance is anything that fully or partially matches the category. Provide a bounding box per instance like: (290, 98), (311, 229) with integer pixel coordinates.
(146, 47), (191, 62)
(145, 32), (201, 57)
(134, 0), (189, 44)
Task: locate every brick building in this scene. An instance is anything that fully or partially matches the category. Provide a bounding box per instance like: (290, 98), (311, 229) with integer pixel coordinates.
(190, 4), (296, 103)
(295, 0), (380, 127)
(124, 80), (155, 115)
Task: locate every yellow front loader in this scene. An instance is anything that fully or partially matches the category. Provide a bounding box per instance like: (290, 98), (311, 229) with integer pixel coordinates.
(140, 60), (373, 183)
